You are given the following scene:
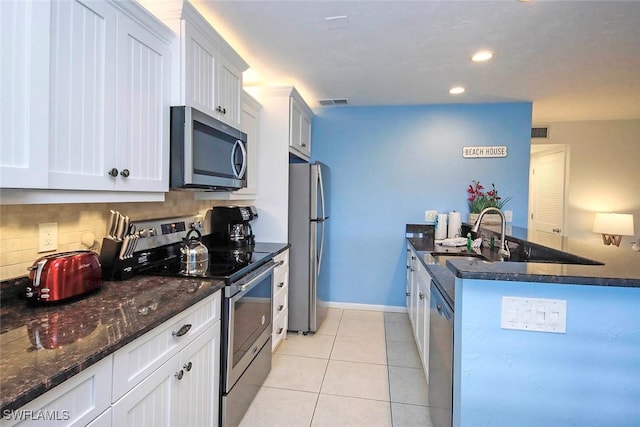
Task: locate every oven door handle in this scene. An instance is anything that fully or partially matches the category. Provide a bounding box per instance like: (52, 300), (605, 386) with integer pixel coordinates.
(232, 261), (278, 300)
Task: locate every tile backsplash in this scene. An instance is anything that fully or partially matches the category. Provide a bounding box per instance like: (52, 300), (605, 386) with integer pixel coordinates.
(0, 192), (238, 281)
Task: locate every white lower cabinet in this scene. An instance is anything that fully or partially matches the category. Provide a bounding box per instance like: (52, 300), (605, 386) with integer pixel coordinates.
(0, 356), (113, 427)
(111, 325), (220, 427)
(272, 249), (290, 351)
(2, 290), (221, 427)
(111, 291), (221, 427)
(406, 245), (431, 381)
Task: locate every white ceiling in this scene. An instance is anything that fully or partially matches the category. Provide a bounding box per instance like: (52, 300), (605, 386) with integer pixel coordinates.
(191, 0), (640, 123)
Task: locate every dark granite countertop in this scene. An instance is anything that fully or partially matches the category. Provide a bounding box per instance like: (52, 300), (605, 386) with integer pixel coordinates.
(0, 242), (289, 413)
(407, 224), (640, 310)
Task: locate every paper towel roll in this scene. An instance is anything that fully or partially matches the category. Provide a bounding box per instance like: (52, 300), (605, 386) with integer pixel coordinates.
(435, 213), (448, 240)
(448, 211), (462, 238)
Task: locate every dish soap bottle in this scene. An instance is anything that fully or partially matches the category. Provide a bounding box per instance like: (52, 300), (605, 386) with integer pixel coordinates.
(466, 233), (472, 251)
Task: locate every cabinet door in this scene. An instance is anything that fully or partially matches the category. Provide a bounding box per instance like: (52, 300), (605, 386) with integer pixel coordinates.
(176, 324), (220, 427)
(0, 0), (50, 189)
(47, 0), (117, 191)
(215, 56), (242, 127)
(183, 22), (217, 116)
(0, 356), (112, 427)
(111, 353), (180, 427)
(289, 97), (302, 153)
(299, 110), (312, 157)
(115, 10), (170, 192)
(416, 263), (431, 378)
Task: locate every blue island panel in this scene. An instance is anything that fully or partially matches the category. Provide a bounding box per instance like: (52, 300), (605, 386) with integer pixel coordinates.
(454, 277), (640, 427)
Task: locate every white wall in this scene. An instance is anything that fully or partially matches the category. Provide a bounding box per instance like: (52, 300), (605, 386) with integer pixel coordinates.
(532, 120), (640, 247)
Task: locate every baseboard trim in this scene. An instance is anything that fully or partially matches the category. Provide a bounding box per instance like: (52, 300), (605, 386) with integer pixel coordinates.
(321, 301), (407, 313)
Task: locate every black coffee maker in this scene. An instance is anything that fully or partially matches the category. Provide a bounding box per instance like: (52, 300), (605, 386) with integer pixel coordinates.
(207, 206), (257, 247)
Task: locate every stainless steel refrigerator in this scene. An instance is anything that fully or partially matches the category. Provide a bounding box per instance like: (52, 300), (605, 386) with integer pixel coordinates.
(288, 161), (330, 333)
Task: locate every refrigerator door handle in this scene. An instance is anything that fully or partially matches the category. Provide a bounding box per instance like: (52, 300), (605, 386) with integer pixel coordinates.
(316, 164), (327, 275)
(317, 165), (326, 220)
(317, 221), (325, 276)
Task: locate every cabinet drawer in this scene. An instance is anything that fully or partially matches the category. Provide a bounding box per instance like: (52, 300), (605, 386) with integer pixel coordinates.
(112, 291), (221, 400)
(272, 308), (288, 352)
(1, 356), (112, 427)
(273, 249), (289, 267)
(273, 283), (288, 316)
(273, 267), (288, 298)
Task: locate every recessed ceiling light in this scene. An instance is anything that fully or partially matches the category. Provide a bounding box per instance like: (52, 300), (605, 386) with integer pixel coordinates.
(471, 50), (494, 62)
(449, 86), (465, 95)
(324, 15), (349, 30)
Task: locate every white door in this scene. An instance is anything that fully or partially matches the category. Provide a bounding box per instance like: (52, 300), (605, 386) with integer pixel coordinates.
(529, 145), (568, 249)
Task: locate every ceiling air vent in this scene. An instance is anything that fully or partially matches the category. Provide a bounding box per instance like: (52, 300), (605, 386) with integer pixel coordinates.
(531, 126), (549, 138)
(318, 98), (348, 106)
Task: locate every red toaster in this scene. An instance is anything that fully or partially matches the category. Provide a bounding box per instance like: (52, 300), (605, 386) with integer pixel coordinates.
(27, 251), (102, 303)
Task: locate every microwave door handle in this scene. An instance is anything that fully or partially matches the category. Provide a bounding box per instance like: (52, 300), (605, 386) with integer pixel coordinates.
(231, 140), (248, 179)
(238, 140), (247, 178)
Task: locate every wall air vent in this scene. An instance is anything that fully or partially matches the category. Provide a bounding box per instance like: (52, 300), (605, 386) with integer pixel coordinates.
(531, 126), (549, 138)
(318, 98), (348, 106)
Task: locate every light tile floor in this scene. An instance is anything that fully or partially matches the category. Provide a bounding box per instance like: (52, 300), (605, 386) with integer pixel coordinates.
(239, 308), (434, 427)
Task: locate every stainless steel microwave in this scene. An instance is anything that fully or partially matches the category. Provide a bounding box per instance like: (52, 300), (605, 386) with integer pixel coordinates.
(170, 106), (247, 191)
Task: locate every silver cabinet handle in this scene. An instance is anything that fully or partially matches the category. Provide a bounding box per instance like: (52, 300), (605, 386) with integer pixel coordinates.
(172, 324), (192, 337)
(183, 362), (192, 372)
(406, 292), (410, 297)
(277, 327), (284, 334)
(277, 281), (285, 288)
(419, 292), (424, 300)
(108, 168), (118, 177)
(175, 370), (184, 380)
(278, 304), (284, 311)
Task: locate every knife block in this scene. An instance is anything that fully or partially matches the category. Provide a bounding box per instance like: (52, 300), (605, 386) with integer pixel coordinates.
(99, 238), (136, 281)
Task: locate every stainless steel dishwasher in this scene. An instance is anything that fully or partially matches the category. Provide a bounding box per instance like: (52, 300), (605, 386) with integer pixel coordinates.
(429, 280), (453, 427)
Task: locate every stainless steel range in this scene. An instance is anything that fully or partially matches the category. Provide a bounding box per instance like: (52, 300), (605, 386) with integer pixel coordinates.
(99, 206), (276, 427)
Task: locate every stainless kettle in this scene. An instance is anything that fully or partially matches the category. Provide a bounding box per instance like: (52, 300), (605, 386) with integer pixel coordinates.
(180, 229), (209, 276)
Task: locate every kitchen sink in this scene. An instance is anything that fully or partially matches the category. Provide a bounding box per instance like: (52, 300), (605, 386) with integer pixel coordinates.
(429, 243), (604, 266)
(429, 252), (487, 268)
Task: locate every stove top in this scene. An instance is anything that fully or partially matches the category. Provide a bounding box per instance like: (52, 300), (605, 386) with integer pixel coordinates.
(136, 243), (273, 284)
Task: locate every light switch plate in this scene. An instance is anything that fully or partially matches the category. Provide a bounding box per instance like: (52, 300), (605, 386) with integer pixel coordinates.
(501, 296), (567, 333)
(504, 210), (513, 223)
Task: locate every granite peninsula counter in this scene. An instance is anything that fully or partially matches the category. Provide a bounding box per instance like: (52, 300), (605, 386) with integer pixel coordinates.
(0, 275), (225, 413)
(408, 224), (640, 308)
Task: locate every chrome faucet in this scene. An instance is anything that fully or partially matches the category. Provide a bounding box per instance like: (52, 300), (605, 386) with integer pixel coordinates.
(471, 207), (510, 260)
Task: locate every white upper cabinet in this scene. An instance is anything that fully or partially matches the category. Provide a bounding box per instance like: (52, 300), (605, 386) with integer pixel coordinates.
(48, 0), (172, 192)
(289, 90), (313, 161)
(0, 0), (173, 202)
(0, 0), (51, 189)
(140, 0), (248, 128)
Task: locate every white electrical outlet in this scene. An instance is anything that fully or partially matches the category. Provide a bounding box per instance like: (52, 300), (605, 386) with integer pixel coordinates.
(504, 210), (513, 223)
(38, 223), (58, 252)
(501, 296), (567, 333)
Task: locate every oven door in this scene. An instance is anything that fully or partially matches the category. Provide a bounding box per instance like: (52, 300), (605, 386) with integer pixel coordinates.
(225, 262), (275, 391)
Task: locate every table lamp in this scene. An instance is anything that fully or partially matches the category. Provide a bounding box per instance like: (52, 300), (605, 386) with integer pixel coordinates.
(592, 213), (635, 247)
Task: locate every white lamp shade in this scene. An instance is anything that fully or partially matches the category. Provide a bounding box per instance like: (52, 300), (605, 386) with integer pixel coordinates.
(592, 213), (635, 236)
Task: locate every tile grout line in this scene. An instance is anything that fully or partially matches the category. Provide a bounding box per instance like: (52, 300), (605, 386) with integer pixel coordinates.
(385, 316), (396, 427)
(308, 308), (343, 427)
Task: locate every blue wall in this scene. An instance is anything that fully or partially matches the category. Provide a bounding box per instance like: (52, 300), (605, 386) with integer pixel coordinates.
(454, 278), (640, 426)
(312, 103), (532, 307)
